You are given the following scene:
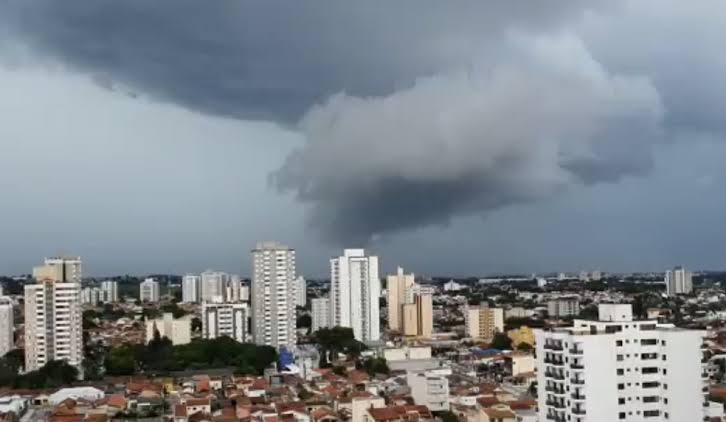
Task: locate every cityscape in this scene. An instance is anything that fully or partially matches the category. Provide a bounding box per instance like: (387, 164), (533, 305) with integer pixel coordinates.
(3, 1), (726, 422)
(0, 252), (724, 421)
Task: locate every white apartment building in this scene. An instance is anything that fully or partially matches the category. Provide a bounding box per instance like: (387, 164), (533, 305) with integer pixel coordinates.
(0, 297), (14, 357)
(296, 276), (307, 308)
(535, 304), (707, 422)
(311, 297), (331, 333)
(330, 249), (380, 342)
(251, 242), (297, 348)
(100, 280), (118, 303)
(139, 278), (160, 302)
(202, 302), (250, 343)
(80, 287), (102, 306)
(182, 274), (201, 303)
(240, 283), (250, 302)
(224, 275), (246, 303)
(547, 297), (581, 318)
(665, 266), (693, 296)
(406, 367), (452, 411)
(200, 270), (229, 302)
(24, 279), (83, 372)
(145, 312), (192, 345)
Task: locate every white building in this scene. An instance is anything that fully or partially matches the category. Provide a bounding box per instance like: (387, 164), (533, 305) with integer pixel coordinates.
(443, 280), (464, 292)
(202, 302), (250, 343)
(80, 287), (102, 306)
(25, 257), (84, 372)
(0, 297), (14, 357)
(547, 297), (581, 318)
(145, 312), (192, 345)
(100, 280), (118, 303)
(251, 242), (297, 348)
(240, 283), (250, 302)
(537, 277), (548, 288)
(139, 278), (160, 302)
(406, 367), (451, 411)
(330, 249), (380, 342)
(224, 275), (243, 302)
(182, 274), (201, 303)
(311, 297), (331, 333)
(665, 266), (693, 296)
(535, 303), (707, 422)
(296, 276), (307, 308)
(200, 270), (229, 303)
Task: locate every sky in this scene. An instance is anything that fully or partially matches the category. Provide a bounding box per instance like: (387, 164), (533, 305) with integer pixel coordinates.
(1, 1), (726, 277)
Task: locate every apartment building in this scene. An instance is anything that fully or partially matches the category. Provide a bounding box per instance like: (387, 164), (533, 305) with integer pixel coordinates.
(311, 297), (331, 333)
(465, 303), (504, 341)
(547, 297), (581, 318)
(139, 278), (160, 302)
(665, 266), (693, 296)
(330, 249), (381, 342)
(0, 297), (13, 358)
(182, 274), (201, 303)
(100, 280), (118, 303)
(201, 302), (250, 343)
(535, 303), (707, 422)
(145, 312), (192, 345)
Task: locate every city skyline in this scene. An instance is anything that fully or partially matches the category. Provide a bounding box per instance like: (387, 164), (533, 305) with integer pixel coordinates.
(3, 2), (726, 276)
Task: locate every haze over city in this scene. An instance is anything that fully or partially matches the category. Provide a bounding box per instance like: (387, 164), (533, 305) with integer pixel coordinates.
(2, 1), (726, 277)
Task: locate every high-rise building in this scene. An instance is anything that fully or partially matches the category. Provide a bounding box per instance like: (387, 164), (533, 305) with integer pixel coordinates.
(25, 258), (83, 373)
(296, 276), (307, 308)
(182, 274), (201, 303)
(251, 242), (297, 348)
(202, 302), (250, 343)
(547, 297), (581, 318)
(311, 297), (331, 333)
(464, 303), (504, 341)
(146, 312), (192, 345)
(330, 249), (381, 342)
(535, 303), (707, 422)
(80, 287), (102, 306)
(224, 275), (243, 302)
(139, 278), (160, 302)
(32, 256), (83, 284)
(240, 283), (250, 302)
(200, 270), (229, 303)
(402, 293), (433, 338)
(100, 280), (118, 303)
(387, 267), (415, 332)
(665, 266), (693, 296)
(0, 297), (14, 358)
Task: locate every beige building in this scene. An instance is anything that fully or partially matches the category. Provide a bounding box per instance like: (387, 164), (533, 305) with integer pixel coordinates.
(145, 312), (192, 345)
(402, 294), (433, 338)
(32, 256), (82, 284)
(465, 304), (504, 341)
(387, 267), (414, 332)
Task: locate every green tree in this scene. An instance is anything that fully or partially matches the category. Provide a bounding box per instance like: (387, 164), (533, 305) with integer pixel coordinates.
(516, 342), (533, 352)
(362, 357), (389, 376)
(106, 344), (136, 375)
(489, 332), (513, 350)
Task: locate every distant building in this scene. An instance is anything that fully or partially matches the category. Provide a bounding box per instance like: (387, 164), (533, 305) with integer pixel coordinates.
(145, 312), (192, 345)
(547, 297), (580, 318)
(465, 304), (504, 342)
(535, 303), (707, 422)
(0, 297), (13, 357)
(330, 249), (380, 342)
(182, 274), (201, 303)
(590, 270), (602, 281)
(139, 278), (160, 302)
(251, 242), (296, 348)
(25, 257), (83, 373)
(578, 271), (589, 282)
(665, 266), (693, 296)
(100, 280), (118, 303)
(311, 297), (331, 333)
(200, 270), (229, 303)
(557, 273), (567, 281)
(443, 280), (465, 291)
(295, 276), (307, 308)
(402, 294), (433, 338)
(80, 287), (102, 306)
(387, 267), (415, 332)
(202, 302), (250, 343)
(224, 275), (244, 302)
(536, 278), (548, 288)
(407, 367), (451, 411)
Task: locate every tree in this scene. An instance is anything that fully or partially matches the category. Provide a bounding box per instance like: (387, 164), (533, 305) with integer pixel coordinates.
(489, 333), (512, 350)
(516, 342), (533, 352)
(312, 326), (366, 362)
(106, 344), (136, 375)
(436, 410), (459, 422)
(362, 357), (389, 376)
(332, 366), (347, 376)
(297, 314), (312, 330)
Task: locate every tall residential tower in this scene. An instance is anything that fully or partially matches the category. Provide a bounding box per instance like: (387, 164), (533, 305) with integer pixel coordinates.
(330, 249), (380, 342)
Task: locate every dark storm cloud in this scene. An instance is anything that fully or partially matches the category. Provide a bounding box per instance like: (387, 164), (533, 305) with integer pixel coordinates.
(3, 0), (725, 246)
(0, 0), (603, 121)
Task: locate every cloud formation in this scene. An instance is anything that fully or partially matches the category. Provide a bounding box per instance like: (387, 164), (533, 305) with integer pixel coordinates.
(273, 35), (663, 242)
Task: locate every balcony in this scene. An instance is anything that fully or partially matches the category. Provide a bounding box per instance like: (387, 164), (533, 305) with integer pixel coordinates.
(546, 413), (566, 422)
(571, 393), (586, 401)
(544, 343), (564, 351)
(572, 408), (586, 415)
(545, 371), (565, 380)
(569, 347), (583, 355)
(546, 400), (566, 409)
(546, 386), (566, 394)
(545, 357), (565, 366)
(570, 363), (584, 370)
(570, 378), (585, 385)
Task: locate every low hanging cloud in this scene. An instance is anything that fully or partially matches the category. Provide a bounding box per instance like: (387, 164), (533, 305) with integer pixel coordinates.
(273, 35), (664, 243)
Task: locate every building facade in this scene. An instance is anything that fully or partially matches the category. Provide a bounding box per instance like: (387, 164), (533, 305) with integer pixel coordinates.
(296, 276), (307, 308)
(32, 257), (82, 284)
(387, 267), (415, 332)
(535, 304), (707, 422)
(665, 266), (693, 296)
(201, 302), (250, 343)
(0, 297), (13, 358)
(465, 304), (504, 341)
(145, 312), (192, 345)
(402, 294), (433, 338)
(139, 278), (160, 302)
(182, 274), (201, 303)
(200, 270), (229, 303)
(251, 242), (297, 348)
(547, 297), (581, 318)
(24, 270), (83, 373)
(330, 249), (380, 342)
(311, 297), (331, 333)
(100, 280), (118, 303)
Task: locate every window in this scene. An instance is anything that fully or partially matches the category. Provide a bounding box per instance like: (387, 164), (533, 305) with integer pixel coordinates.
(617, 355), (624, 361)
(619, 413), (626, 419)
(616, 340), (623, 346)
(618, 398), (625, 405)
(618, 383), (625, 390)
(617, 369), (624, 375)
(641, 339), (657, 345)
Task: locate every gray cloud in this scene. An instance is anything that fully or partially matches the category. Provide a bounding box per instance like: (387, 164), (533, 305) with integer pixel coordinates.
(273, 34), (663, 242)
